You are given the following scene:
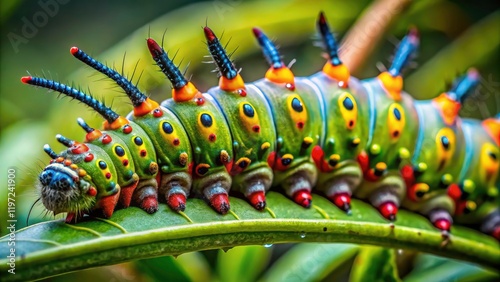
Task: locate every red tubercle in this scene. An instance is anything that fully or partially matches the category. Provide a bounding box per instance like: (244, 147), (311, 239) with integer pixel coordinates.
(285, 83), (295, 91)
(311, 145), (332, 173)
(252, 27), (263, 38)
(167, 193), (187, 212)
(379, 201), (398, 221)
(173, 138), (180, 146)
(71, 143), (89, 154)
(153, 108), (163, 118)
(203, 26), (217, 42)
(267, 151), (277, 169)
(248, 191), (266, 211)
(70, 46), (79, 55)
(105, 172), (111, 179)
(330, 193), (351, 212)
(146, 38), (163, 55)
(195, 96), (205, 106)
(208, 133), (217, 142)
(296, 121), (304, 129)
(140, 150), (147, 157)
(84, 153), (94, 162)
(122, 159), (129, 166)
(433, 218), (451, 232)
(252, 125), (261, 133)
(318, 11), (327, 25)
(21, 76), (32, 84)
(238, 88), (247, 97)
(447, 183), (462, 200)
(357, 151), (370, 173)
(101, 134), (112, 144)
(210, 193), (230, 214)
(122, 124), (133, 134)
(293, 189), (312, 208)
(87, 187), (97, 197)
(492, 226), (500, 241)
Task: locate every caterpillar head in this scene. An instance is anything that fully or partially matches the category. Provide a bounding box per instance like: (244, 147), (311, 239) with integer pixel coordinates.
(38, 157), (97, 220)
(40, 137), (120, 222)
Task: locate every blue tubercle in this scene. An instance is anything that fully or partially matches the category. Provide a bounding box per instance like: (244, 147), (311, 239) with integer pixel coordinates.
(252, 27), (284, 69)
(204, 26), (238, 79)
(388, 28), (419, 77)
(317, 11), (342, 66)
(146, 38), (188, 90)
(70, 47), (147, 107)
(448, 68), (480, 104)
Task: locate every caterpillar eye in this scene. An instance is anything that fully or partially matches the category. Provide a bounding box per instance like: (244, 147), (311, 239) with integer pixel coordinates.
(435, 128), (456, 171)
(387, 103), (405, 141)
(291, 97), (303, 112)
(200, 113), (213, 127)
(338, 92), (358, 130)
(441, 136), (450, 150)
(242, 103), (255, 117)
(134, 136), (144, 146)
(98, 160), (107, 170)
(114, 145), (125, 157)
(162, 122), (174, 134)
(286, 95), (308, 130)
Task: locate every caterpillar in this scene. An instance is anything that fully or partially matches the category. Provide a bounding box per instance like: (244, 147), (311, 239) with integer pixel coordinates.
(21, 12), (500, 240)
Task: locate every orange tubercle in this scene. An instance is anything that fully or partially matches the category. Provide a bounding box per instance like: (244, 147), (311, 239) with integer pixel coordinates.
(377, 72), (402, 101)
(265, 66), (295, 86)
(133, 98), (159, 117)
(172, 81), (200, 102)
(432, 93), (461, 126)
(219, 73), (245, 92)
(85, 129), (103, 142)
(482, 118), (500, 145)
(103, 116), (130, 130)
(323, 62), (350, 85)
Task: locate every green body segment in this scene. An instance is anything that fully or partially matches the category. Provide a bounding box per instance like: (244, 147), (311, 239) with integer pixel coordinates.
(61, 143), (120, 199)
(455, 119), (500, 225)
(109, 121), (158, 180)
(252, 78), (323, 196)
(208, 85), (276, 196)
(362, 79), (419, 171)
(127, 108), (192, 175)
(401, 100), (467, 216)
(161, 95), (233, 197)
(353, 78), (419, 206)
(309, 74), (369, 196)
(83, 131), (139, 189)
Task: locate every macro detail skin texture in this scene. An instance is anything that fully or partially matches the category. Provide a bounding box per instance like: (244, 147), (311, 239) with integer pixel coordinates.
(22, 12), (500, 240)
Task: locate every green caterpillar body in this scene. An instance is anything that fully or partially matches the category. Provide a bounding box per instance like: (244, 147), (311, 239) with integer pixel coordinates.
(23, 12), (499, 240)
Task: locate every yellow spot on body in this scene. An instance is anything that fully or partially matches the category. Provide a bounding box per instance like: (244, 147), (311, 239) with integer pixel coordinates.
(466, 201), (477, 211)
(329, 154), (340, 162)
(441, 174), (453, 186)
(417, 162), (428, 172)
(370, 144), (381, 155)
(375, 162), (387, 171)
(415, 183), (429, 194)
(463, 179), (475, 194)
(303, 137), (313, 145)
(487, 187), (498, 197)
(282, 153), (294, 161)
(261, 142), (271, 150)
(398, 147), (410, 160)
(179, 152), (188, 166)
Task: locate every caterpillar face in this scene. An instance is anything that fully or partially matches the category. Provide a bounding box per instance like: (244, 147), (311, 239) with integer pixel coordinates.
(38, 161), (96, 215)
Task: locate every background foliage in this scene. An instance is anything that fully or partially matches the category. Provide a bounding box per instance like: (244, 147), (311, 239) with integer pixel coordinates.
(0, 0), (499, 281)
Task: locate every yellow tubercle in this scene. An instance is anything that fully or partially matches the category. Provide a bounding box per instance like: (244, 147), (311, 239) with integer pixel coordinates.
(377, 72), (402, 101)
(323, 62), (350, 85)
(432, 93), (461, 126)
(219, 73), (245, 92)
(103, 116), (129, 130)
(134, 98), (159, 117)
(172, 82), (200, 102)
(265, 66), (295, 85)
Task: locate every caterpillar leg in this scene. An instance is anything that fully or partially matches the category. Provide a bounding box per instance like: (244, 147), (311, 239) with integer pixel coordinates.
(429, 209), (453, 234)
(481, 209), (500, 240)
(197, 171), (232, 214)
(279, 163), (318, 208)
(158, 172), (192, 212)
(357, 173), (405, 221)
(96, 192), (121, 219)
(235, 166), (273, 210)
(132, 178), (159, 214)
(118, 179), (139, 208)
(325, 178), (360, 213)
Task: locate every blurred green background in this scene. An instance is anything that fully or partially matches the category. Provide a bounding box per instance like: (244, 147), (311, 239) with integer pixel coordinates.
(0, 0), (499, 280)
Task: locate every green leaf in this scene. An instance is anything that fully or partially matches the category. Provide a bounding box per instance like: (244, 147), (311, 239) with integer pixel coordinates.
(350, 246), (401, 282)
(261, 243), (359, 282)
(0, 192), (498, 281)
(216, 245), (271, 282)
(403, 254), (500, 282)
(134, 252), (213, 282)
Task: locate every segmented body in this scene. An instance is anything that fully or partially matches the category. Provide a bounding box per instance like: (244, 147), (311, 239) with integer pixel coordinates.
(23, 12), (500, 240)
